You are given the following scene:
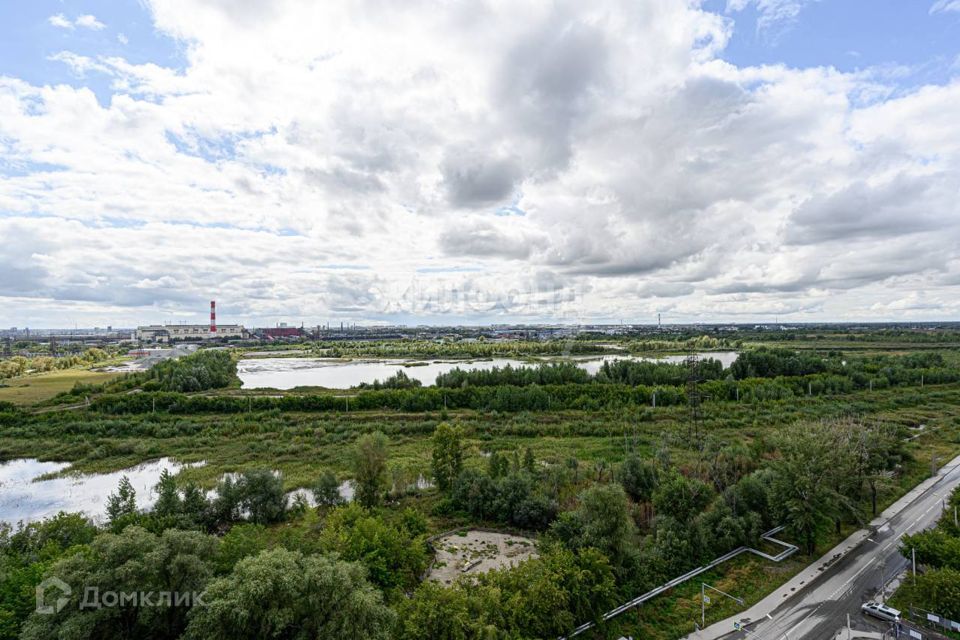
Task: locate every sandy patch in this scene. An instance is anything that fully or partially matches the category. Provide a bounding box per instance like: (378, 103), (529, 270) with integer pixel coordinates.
(427, 530), (538, 585)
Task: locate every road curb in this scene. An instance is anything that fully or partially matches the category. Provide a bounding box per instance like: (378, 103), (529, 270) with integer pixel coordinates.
(683, 453), (960, 640)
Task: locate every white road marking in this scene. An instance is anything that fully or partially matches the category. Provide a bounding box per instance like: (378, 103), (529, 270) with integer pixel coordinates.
(754, 470), (960, 640)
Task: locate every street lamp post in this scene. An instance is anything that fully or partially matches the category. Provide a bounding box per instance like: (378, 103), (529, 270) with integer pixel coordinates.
(879, 560), (886, 603)
(702, 582), (745, 629)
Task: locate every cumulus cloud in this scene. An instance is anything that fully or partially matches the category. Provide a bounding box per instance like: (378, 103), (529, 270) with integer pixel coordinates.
(3, 0), (960, 326)
(48, 13), (106, 30)
(75, 14), (106, 30)
(442, 149), (523, 209)
(47, 14), (73, 29)
(785, 173), (959, 244)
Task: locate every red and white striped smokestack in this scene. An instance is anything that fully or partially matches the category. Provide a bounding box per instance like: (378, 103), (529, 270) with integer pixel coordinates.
(210, 301), (216, 335)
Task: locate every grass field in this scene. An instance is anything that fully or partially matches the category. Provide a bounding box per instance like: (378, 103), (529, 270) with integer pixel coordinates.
(3, 383), (959, 492)
(0, 369), (122, 405)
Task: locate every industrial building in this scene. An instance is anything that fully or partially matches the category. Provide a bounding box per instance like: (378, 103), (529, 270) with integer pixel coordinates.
(134, 324), (245, 343)
(135, 301), (245, 343)
(257, 326), (303, 340)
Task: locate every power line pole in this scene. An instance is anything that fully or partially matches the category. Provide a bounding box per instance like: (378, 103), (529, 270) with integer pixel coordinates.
(686, 354), (704, 448)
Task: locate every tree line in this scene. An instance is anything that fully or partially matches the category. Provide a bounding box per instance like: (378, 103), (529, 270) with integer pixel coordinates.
(0, 348), (112, 381)
(898, 487), (960, 618)
(111, 350), (237, 393)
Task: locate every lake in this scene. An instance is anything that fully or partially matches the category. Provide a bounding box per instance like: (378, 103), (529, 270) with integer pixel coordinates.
(0, 459), (430, 526)
(0, 457), (201, 526)
(237, 352), (740, 390)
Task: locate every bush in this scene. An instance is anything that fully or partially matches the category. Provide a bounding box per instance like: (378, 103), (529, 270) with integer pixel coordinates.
(450, 470), (557, 530)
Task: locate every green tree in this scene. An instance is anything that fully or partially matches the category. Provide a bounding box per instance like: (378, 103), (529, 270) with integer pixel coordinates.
(704, 441), (755, 492)
(0, 556), (47, 640)
(653, 515), (709, 575)
(181, 483), (210, 525)
(353, 432), (389, 508)
(153, 469), (181, 518)
(771, 422), (859, 554)
(215, 524), (269, 574)
(852, 422), (903, 517)
(0, 513), (98, 640)
(396, 581), (476, 640)
(105, 476), (137, 526)
(431, 423), (463, 492)
(652, 472), (714, 523)
(238, 469), (287, 525)
(184, 548), (395, 640)
(319, 504), (428, 591)
(20, 526), (217, 640)
(617, 455), (658, 502)
(488, 451), (509, 478)
(523, 447), (536, 473)
(312, 470), (345, 508)
(893, 568), (960, 618)
(210, 475), (243, 526)
(901, 530), (960, 570)
(552, 484), (636, 565)
(397, 546), (615, 640)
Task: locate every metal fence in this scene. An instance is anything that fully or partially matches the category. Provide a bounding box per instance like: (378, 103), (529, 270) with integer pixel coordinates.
(907, 606), (960, 637)
(558, 526), (798, 639)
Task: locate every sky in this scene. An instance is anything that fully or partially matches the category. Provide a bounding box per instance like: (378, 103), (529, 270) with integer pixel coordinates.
(1, 1), (959, 328)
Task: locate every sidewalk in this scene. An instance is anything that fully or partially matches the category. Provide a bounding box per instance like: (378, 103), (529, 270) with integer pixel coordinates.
(683, 454), (960, 640)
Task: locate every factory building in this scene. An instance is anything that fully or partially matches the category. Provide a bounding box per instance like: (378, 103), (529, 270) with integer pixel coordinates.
(135, 324), (245, 343)
(135, 301), (244, 343)
(258, 326), (303, 340)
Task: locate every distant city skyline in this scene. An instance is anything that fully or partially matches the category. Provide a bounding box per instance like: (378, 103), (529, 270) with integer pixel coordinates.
(1, 1), (959, 328)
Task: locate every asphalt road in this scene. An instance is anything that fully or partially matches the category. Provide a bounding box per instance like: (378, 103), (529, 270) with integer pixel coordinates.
(735, 461), (960, 640)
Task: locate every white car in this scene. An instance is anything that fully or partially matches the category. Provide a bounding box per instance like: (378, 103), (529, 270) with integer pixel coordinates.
(861, 601), (901, 623)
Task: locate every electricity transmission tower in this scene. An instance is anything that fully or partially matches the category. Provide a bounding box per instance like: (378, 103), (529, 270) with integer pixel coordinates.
(686, 353), (705, 448)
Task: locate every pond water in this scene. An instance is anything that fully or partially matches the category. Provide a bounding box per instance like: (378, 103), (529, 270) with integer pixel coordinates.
(237, 352), (740, 390)
(0, 457), (201, 526)
(0, 459), (433, 526)
(287, 475), (432, 508)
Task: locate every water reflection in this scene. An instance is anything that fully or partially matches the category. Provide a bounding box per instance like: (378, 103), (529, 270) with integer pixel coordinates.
(0, 458), (202, 526)
(0, 458), (436, 526)
(238, 352), (740, 390)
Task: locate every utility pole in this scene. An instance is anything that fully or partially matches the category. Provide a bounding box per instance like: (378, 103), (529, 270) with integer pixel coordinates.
(912, 547), (916, 577)
(879, 560), (886, 603)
